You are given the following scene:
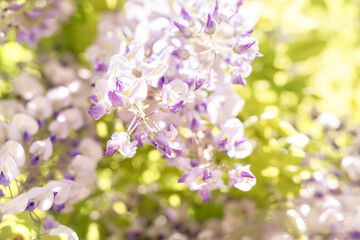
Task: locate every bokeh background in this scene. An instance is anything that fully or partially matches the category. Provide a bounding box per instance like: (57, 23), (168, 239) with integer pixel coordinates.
(1, 0), (360, 239)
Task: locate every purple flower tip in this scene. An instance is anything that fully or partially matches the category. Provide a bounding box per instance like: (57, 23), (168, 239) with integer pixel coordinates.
(213, 1), (219, 17)
(181, 8), (192, 21)
(50, 135), (57, 145)
(8, 3), (25, 11)
(23, 131), (33, 141)
(88, 104), (105, 120)
(199, 188), (210, 202)
(27, 9), (42, 19)
(53, 203), (65, 212)
(205, 14), (216, 34)
(178, 173), (189, 183)
(195, 78), (207, 90)
(174, 21), (186, 34)
(0, 172), (9, 187)
(202, 169), (213, 181)
(26, 201), (37, 212)
(168, 100), (184, 113)
(240, 171), (254, 179)
(108, 91), (124, 107)
(232, 75), (247, 86)
(104, 146), (119, 156)
(30, 155), (40, 166)
(94, 60), (107, 72)
(237, 0), (244, 7)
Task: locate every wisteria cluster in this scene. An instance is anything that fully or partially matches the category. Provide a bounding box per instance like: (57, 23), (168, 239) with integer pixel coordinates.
(0, 0), (75, 46)
(87, 0), (261, 202)
(285, 112), (360, 239)
(0, 55), (102, 239)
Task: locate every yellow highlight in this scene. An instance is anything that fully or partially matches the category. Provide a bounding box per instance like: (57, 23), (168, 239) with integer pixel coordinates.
(86, 223), (100, 240)
(168, 194), (181, 207)
(141, 168), (160, 184)
(261, 166), (279, 178)
(113, 201), (127, 215)
(96, 122), (108, 138)
(274, 71), (289, 86)
(98, 169), (112, 190)
(148, 149), (161, 162)
(0, 42), (33, 68)
(106, 0), (117, 9)
(114, 122), (126, 132)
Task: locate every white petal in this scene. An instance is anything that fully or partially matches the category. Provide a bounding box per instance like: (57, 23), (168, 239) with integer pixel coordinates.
(0, 193), (28, 216)
(49, 224), (79, 240)
(0, 140), (25, 166)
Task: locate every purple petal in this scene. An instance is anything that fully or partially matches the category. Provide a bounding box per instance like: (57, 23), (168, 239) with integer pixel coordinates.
(23, 131), (33, 141)
(64, 172), (75, 180)
(234, 41), (256, 54)
(205, 14), (216, 34)
(217, 138), (228, 149)
(191, 159), (199, 167)
(50, 135), (57, 145)
(195, 78), (207, 90)
(168, 100), (184, 113)
(240, 171), (255, 179)
(94, 60), (107, 72)
(116, 77), (127, 93)
(178, 173), (189, 183)
(27, 9), (42, 19)
(26, 201), (37, 212)
(213, 1), (219, 19)
(104, 146), (120, 156)
(232, 75), (247, 86)
(234, 139), (246, 147)
(104, 140), (121, 156)
(183, 78), (194, 88)
(88, 104), (105, 120)
(174, 21), (187, 34)
(202, 169), (213, 181)
(181, 8), (192, 21)
(30, 155), (40, 166)
(89, 95), (98, 103)
(108, 91), (124, 107)
(0, 172), (10, 186)
(190, 118), (200, 130)
(199, 188), (210, 202)
(52, 203), (65, 212)
(156, 134), (170, 147)
(8, 3), (25, 11)
(16, 29), (35, 46)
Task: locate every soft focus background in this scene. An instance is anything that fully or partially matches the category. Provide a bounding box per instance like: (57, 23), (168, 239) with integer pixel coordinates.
(1, 0), (360, 239)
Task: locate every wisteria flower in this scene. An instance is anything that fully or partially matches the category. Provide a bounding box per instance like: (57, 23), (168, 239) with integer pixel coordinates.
(228, 164), (256, 191)
(0, 140), (25, 186)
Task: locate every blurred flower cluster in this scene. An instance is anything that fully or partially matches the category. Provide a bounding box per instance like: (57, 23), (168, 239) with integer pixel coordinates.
(0, 0), (75, 47)
(0, 50), (104, 238)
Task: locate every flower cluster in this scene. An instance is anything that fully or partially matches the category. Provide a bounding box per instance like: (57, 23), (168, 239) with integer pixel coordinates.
(285, 112), (360, 239)
(87, 0), (261, 201)
(0, 55), (102, 239)
(0, 0), (75, 46)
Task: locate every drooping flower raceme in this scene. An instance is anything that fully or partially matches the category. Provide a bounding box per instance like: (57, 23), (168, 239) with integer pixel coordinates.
(87, 0), (261, 201)
(0, 55), (101, 238)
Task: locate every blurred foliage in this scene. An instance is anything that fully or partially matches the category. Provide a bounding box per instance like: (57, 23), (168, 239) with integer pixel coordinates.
(1, 0), (360, 239)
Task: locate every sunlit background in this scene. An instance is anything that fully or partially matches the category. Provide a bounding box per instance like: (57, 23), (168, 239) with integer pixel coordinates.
(1, 0), (360, 239)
